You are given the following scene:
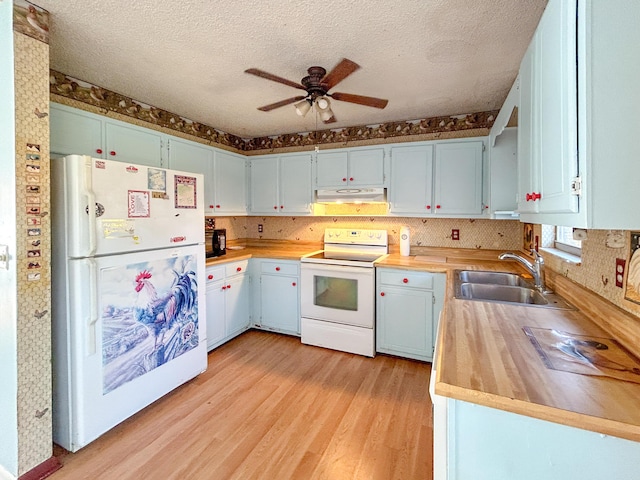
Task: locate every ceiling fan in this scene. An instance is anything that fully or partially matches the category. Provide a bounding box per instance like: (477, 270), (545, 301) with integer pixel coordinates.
(244, 58), (388, 124)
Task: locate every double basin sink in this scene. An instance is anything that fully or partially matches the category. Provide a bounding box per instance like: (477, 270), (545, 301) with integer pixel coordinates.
(454, 270), (574, 309)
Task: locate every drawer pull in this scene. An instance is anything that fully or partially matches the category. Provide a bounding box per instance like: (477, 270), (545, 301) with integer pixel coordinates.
(236, 267), (242, 272)
(207, 274), (213, 280)
(96, 149), (103, 154)
(292, 282), (296, 287)
(403, 278), (409, 284)
(380, 292), (385, 296)
(275, 267), (280, 271)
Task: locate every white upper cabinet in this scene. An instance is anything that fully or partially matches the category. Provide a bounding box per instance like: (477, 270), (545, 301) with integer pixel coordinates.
(389, 144), (433, 215)
(104, 121), (165, 167)
(389, 141), (485, 217)
(50, 104), (103, 157)
(518, 0), (578, 216)
(168, 137), (215, 213)
(434, 142), (484, 216)
(316, 147), (385, 187)
(50, 103), (164, 167)
(249, 153), (312, 215)
(517, 0), (640, 228)
(214, 151), (247, 215)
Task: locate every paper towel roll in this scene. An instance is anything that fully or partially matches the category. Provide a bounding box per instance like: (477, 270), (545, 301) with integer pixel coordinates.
(400, 226), (410, 256)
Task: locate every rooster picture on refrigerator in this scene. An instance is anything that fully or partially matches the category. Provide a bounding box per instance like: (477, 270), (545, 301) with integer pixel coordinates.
(51, 155), (207, 452)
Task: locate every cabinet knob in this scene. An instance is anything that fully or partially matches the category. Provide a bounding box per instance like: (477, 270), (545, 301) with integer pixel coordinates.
(292, 282), (296, 287)
(236, 267), (242, 272)
(208, 274), (213, 280)
(403, 278), (409, 283)
(280, 205), (284, 209)
(222, 285), (226, 290)
(532, 192), (541, 201)
(349, 177), (354, 181)
(227, 284), (231, 289)
(426, 205), (431, 210)
(96, 149), (103, 154)
(216, 204), (221, 209)
(273, 206), (278, 210)
(209, 205), (214, 209)
(525, 193), (532, 201)
(436, 205), (441, 209)
(380, 292), (385, 296)
(109, 151), (116, 156)
(275, 267), (280, 271)
(342, 177), (347, 182)
(485, 205), (489, 209)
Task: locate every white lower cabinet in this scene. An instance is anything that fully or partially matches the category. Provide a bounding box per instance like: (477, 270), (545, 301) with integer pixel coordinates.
(253, 259), (300, 336)
(205, 260), (251, 351)
(430, 397), (640, 480)
(376, 268), (445, 361)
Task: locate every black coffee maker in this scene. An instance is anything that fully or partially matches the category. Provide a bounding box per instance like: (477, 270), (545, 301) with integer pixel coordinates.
(211, 229), (226, 257)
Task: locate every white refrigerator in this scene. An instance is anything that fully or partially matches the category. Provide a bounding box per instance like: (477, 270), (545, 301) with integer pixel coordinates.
(51, 155), (207, 452)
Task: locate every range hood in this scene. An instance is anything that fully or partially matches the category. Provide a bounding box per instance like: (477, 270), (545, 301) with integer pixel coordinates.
(315, 187), (386, 204)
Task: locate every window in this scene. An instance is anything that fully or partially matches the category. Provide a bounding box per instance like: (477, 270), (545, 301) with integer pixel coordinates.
(555, 226), (581, 256)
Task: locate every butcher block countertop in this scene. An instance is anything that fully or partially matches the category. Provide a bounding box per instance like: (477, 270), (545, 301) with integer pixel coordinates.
(380, 248), (640, 443)
(208, 242), (640, 442)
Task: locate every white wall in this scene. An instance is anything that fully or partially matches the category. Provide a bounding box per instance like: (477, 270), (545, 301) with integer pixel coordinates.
(0, 0), (19, 477)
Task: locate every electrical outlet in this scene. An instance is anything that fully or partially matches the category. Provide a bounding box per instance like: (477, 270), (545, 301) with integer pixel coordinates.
(451, 229), (460, 241)
(258, 224), (263, 233)
(615, 258), (626, 288)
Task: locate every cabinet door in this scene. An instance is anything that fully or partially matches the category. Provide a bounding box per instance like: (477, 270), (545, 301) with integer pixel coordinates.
(376, 285), (434, 361)
(389, 145), (433, 214)
(214, 151), (247, 214)
(280, 154), (312, 214)
(50, 104), (103, 157)
(348, 148), (385, 186)
(316, 151), (348, 187)
(249, 156), (279, 214)
(168, 138), (215, 212)
(260, 274), (300, 334)
(536, 0), (578, 214)
(205, 280), (226, 350)
(225, 274), (250, 337)
(517, 41), (537, 213)
(104, 121), (164, 167)
(434, 142), (483, 215)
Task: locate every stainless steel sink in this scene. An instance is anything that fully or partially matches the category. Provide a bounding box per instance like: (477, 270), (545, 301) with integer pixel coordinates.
(454, 270), (574, 309)
(457, 270), (531, 287)
(458, 283), (548, 305)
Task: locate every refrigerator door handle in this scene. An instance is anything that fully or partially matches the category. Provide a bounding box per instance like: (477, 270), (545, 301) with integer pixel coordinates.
(84, 158), (98, 256)
(86, 258), (99, 356)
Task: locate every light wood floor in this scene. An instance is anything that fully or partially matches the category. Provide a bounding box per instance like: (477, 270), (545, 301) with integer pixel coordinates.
(51, 330), (434, 480)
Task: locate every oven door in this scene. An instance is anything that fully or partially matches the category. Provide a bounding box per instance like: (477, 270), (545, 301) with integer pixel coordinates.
(300, 263), (374, 328)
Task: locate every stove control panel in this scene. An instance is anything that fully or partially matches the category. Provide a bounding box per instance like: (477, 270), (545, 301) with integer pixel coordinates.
(324, 228), (388, 246)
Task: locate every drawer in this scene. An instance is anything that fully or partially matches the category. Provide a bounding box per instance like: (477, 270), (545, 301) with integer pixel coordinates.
(205, 266), (225, 283)
(226, 260), (249, 277)
(261, 261), (298, 276)
(378, 270), (434, 289)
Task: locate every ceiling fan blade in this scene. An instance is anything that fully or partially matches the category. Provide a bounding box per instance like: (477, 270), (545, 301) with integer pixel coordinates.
(321, 58), (360, 90)
(245, 68), (307, 90)
(257, 96), (307, 112)
(331, 92), (389, 109)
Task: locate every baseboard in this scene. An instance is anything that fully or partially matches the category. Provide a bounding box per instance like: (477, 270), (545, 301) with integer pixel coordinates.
(17, 457), (61, 480)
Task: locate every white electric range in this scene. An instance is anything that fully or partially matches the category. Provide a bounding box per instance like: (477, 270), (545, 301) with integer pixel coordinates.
(300, 228), (388, 357)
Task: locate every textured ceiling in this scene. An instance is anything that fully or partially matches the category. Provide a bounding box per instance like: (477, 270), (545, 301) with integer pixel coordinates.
(36, 0), (547, 138)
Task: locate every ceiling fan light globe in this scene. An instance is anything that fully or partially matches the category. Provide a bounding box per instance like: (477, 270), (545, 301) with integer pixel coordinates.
(319, 107), (334, 122)
(316, 97), (330, 110)
(294, 100), (311, 117)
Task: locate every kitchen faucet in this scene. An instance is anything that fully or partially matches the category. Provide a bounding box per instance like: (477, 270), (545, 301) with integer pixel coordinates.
(498, 249), (548, 292)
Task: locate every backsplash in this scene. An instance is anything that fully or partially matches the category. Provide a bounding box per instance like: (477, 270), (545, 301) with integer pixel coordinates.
(535, 226), (640, 320)
(214, 216), (522, 251)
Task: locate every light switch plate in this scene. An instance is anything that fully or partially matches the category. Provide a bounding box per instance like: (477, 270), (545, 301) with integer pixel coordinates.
(0, 245), (8, 270)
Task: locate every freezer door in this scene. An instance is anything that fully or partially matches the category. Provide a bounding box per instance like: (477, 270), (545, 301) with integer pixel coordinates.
(53, 155), (205, 257)
(52, 244), (207, 452)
